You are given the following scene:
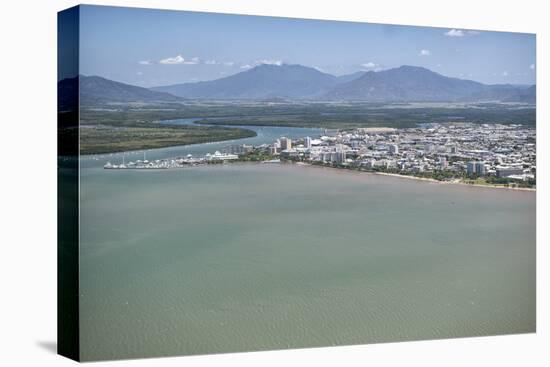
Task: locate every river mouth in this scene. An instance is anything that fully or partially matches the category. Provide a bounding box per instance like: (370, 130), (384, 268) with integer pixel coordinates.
(80, 118), (322, 169)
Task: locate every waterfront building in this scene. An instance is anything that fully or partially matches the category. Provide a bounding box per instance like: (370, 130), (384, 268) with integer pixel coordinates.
(467, 161), (486, 176)
(280, 149), (300, 158)
(332, 151), (346, 164)
(227, 144), (253, 155)
(206, 151), (239, 161)
(475, 162), (486, 176)
(466, 162), (476, 175)
(496, 166), (524, 178)
(280, 137), (292, 151)
(439, 156), (448, 169)
(304, 136), (312, 149)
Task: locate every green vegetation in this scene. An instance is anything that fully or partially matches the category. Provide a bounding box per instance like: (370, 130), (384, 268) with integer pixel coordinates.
(235, 151), (277, 162)
(77, 100), (535, 154)
(78, 104), (257, 155)
(81, 101), (535, 130)
(192, 103), (535, 129)
(484, 176), (536, 188)
(79, 125), (255, 155)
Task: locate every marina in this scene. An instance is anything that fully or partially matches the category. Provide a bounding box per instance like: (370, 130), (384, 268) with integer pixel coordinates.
(104, 151), (239, 169)
(100, 120), (536, 188)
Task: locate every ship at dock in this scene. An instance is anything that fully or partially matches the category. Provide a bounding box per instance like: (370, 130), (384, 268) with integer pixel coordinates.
(104, 151), (239, 170)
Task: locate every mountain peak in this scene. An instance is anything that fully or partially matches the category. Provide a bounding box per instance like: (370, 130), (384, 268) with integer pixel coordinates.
(322, 65), (522, 102)
(396, 65), (431, 72)
(148, 63), (535, 103)
(152, 63), (337, 99)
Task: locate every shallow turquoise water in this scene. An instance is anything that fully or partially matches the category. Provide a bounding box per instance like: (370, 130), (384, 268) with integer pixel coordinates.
(79, 163), (535, 361)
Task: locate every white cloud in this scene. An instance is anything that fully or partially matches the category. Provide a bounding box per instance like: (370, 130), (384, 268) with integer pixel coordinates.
(159, 55), (200, 65)
(205, 60), (218, 65)
(256, 59), (283, 66)
(240, 64), (252, 69)
(361, 62), (378, 69)
(502, 71), (509, 77)
(445, 29), (464, 37)
(159, 55), (185, 64)
(419, 49), (431, 56)
(445, 29), (465, 37)
(223, 61), (235, 66)
(138, 60), (151, 65)
(530, 63), (536, 70)
(445, 29), (480, 37)
(136, 71), (143, 75)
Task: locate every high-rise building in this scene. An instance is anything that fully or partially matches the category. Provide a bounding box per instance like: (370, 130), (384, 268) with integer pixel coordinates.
(467, 161), (486, 176)
(331, 151), (346, 164)
(389, 144), (399, 155)
(304, 136), (312, 149)
(280, 137), (292, 151)
(467, 161), (476, 175)
(439, 156), (448, 169)
(475, 162), (486, 176)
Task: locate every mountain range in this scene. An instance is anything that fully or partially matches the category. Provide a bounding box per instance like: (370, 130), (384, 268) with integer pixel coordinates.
(152, 64), (348, 100)
(152, 64), (535, 103)
(59, 65), (536, 106)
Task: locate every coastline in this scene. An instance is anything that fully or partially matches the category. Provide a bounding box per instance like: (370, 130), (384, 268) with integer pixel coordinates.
(78, 124), (257, 156)
(372, 171), (536, 192)
(290, 162), (536, 192)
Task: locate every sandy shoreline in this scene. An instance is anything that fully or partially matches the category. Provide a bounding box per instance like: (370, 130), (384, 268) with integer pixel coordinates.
(292, 162), (536, 192)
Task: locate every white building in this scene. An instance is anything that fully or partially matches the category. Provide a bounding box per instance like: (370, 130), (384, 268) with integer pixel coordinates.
(280, 137), (292, 151)
(206, 151), (239, 161)
(438, 156), (448, 169)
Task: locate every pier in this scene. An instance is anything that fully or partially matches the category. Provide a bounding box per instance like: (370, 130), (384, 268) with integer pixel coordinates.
(104, 151), (239, 169)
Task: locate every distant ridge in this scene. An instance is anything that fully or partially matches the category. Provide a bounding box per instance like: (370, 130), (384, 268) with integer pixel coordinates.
(60, 65), (536, 105)
(322, 65), (536, 103)
(58, 75), (183, 108)
(152, 64), (535, 103)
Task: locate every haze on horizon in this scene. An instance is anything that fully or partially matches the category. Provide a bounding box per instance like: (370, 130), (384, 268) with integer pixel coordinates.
(75, 5), (536, 87)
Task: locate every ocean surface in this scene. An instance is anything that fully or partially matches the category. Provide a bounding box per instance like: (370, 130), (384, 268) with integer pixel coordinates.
(77, 123), (535, 361)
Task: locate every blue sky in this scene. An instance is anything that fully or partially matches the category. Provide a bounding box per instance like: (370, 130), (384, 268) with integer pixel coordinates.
(78, 5), (536, 87)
